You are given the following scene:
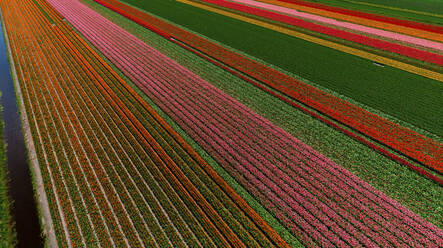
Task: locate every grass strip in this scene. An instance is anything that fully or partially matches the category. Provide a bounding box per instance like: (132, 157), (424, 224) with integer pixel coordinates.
(0, 96), (16, 248)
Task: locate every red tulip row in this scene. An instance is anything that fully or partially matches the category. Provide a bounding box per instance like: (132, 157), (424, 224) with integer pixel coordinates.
(94, 0), (443, 175)
(65, 0), (443, 246)
(275, 0), (443, 34)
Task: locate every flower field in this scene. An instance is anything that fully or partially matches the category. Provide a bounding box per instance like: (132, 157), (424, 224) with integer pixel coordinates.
(94, 0), (443, 178)
(0, 0), (442, 247)
(0, 0), (289, 246)
(255, 0), (443, 44)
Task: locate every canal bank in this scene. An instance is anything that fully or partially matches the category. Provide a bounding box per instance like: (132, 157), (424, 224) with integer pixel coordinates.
(0, 14), (45, 248)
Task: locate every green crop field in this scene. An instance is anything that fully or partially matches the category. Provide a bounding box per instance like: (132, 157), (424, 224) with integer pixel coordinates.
(301, 0), (443, 25)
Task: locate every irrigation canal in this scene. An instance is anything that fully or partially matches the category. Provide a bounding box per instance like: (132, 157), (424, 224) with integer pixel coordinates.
(0, 20), (44, 247)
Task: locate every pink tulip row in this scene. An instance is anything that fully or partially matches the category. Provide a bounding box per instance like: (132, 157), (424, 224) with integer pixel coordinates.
(230, 0), (443, 52)
(48, 0), (443, 246)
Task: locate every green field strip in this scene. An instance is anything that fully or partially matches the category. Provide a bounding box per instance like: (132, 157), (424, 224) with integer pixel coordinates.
(0, 98), (16, 248)
(118, 0), (443, 137)
(32, 0), (54, 24)
(299, 0), (443, 25)
(81, 0), (443, 232)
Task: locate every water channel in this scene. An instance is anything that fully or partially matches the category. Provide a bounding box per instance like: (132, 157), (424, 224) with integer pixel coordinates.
(0, 20), (44, 248)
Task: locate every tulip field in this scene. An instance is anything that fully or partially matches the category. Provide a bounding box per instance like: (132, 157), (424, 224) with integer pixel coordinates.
(0, 0), (442, 247)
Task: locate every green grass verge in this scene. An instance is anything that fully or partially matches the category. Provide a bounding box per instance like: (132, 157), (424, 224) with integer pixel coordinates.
(32, 0), (55, 24)
(301, 0), (443, 25)
(0, 95), (16, 248)
(82, 0), (443, 231)
(120, 0), (443, 137)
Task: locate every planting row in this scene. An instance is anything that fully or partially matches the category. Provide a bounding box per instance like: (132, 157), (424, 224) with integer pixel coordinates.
(52, 0), (443, 246)
(95, 0), (443, 177)
(1, 0), (287, 246)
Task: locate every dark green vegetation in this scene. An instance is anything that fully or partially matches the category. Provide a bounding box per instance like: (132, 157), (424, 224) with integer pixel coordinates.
(302, 0), (443, 25)
(0, 103), (16, 248)
(32, 0), (55, 24)
(83, 0), (443, 229)
(122, 0), (443, 137)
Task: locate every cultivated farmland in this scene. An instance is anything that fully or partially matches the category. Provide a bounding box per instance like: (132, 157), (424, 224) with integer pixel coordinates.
(0, 0), (442, 247)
